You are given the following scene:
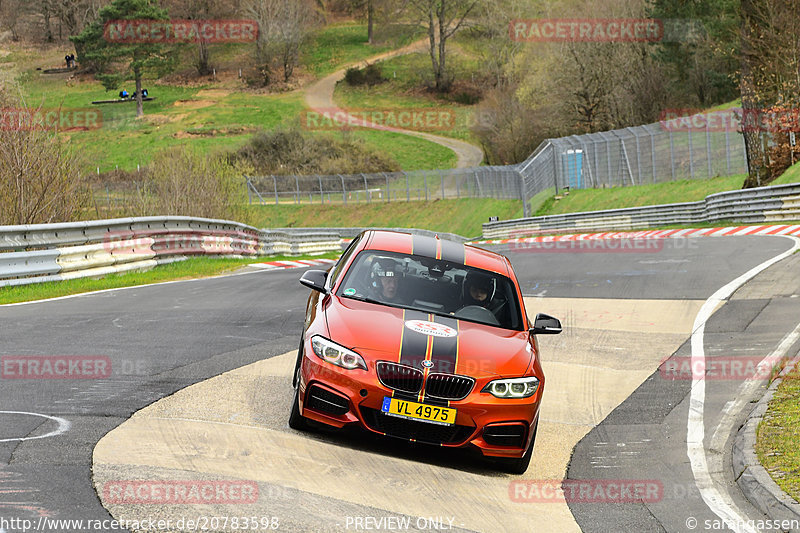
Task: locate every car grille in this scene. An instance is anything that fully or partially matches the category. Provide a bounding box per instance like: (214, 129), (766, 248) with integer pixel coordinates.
(360, 407), (474, 445)
(376, 362), (423, 394)
(425, 373), (475, 400)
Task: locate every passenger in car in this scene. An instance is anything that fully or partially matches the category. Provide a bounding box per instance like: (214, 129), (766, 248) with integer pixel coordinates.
(462, 270), (495, 308)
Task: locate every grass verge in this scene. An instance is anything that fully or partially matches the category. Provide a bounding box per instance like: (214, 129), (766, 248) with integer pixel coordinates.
(247, 198), (523, 238)
(534, 175), (748, 216)
(756, 364), (800, 503)
(0, 253), (341, 305)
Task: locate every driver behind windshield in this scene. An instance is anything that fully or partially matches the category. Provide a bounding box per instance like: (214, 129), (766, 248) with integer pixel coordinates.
(463, 270), (495, 308)
(371, 259), (403, 304)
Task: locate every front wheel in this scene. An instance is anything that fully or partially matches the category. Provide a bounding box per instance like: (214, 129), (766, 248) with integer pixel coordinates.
(498, 420), (538, 475)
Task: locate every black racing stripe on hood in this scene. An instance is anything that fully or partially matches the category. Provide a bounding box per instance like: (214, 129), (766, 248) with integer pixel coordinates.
(399, 309), (430, 369)
(429, 316), (459, 374)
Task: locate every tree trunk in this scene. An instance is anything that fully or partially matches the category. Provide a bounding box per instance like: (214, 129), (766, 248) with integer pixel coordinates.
(437, 2), (447, 91)
(135, 70), (143, 118)
(367, 0), (374, 44)
(424, 2), (439, 90)
(740, 0), (769, 188)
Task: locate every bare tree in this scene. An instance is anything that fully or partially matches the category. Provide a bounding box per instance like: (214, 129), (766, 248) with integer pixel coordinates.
(0, 87), (89, 224)
(245, 0), (319, 84)
(407, 0), (479, 92)
(166, 0), (240, 76)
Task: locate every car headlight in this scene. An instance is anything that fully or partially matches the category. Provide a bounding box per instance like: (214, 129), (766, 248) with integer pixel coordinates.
(311, 336), (367, 370)
(482, 377), (539, 398)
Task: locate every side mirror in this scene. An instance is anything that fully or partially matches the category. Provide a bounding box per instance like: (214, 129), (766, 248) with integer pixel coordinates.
(531, 313), (562, 335)
(300, 270), (328, 294)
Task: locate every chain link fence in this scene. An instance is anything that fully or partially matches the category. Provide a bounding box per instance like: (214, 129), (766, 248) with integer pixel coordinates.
(246, 114), (749, 218)
(245, 166), (525, 206)
(518, 120), (748, 215)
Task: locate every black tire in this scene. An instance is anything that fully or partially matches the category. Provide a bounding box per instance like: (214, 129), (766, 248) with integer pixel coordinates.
(288, 367), (310, 431)
(292, 338), (304, 388)
(498, 420), (538, 475)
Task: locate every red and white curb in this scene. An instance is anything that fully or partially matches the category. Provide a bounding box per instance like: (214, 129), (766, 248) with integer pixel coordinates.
(469, 224), (800, 245)
(249, 258), (337, 271)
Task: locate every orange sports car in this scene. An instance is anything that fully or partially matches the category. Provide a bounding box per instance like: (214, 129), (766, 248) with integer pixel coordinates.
(289, 230), (562, 473)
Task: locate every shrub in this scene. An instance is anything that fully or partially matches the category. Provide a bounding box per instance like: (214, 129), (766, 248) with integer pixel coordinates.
(134, 147), (246, 221)
(233, 127), (400, 176)
(0, 99), (89, 225)
(344, 62), (386, 86)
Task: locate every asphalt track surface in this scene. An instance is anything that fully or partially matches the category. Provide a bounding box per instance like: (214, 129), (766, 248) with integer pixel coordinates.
(1, 235), (799, 532)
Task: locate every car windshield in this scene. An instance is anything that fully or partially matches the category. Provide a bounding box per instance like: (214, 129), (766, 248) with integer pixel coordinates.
(336, 250), (523, 331)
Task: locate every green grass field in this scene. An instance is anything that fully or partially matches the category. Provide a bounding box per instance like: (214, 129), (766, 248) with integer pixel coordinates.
(532, 160), (800, 217)
(10, 23), (459, 173)
(247, 198), (523, 238)
(333, 52), (482, 143)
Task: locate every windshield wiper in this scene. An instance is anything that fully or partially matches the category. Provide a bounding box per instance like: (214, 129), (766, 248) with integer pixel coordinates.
(342, 294), (385, 306)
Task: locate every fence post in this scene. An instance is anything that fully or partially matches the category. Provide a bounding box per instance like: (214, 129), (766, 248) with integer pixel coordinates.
(404, 171), (410, 202)
(669, 131), (676, 180)
(706, 121), (713, 178)
(384, 172), (390, 203)
(245, 176), (252, 205)
(339, 175), (346, 204)
(362, 173), (369, 203)
(629, 128), (642, 184)
(650, 132), (657, 183)
(318, 175), (324, 204)
(725, 128), (731, 175)
(552, 145), (560, 195)
(440, 170), (445, 200)
(273, 176), (278, 205)
(295, 176), (300, 205)
(424, 171), (428, 201)
(688, 123), (695, 179)
(520, 169), (529, 218)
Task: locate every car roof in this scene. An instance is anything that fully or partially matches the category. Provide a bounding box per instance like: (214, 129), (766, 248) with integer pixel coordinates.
(361, 230), (511, 276)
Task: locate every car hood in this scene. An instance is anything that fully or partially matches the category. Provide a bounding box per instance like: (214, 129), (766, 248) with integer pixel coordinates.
(324, 296), (532, 379)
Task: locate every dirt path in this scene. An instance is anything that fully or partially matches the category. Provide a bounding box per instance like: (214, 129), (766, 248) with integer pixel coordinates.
(304, 40), (484, 169)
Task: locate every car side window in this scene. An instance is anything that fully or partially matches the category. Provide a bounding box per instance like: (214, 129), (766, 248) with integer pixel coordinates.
(327, 235), (361, 289)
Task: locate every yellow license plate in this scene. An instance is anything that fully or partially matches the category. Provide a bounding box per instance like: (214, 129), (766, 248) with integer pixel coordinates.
(381, 397), (457, 426)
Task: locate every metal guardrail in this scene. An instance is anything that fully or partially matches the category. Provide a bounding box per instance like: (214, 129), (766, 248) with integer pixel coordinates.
(0, 216), (342, 288)
(482, 183), (800, 239)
